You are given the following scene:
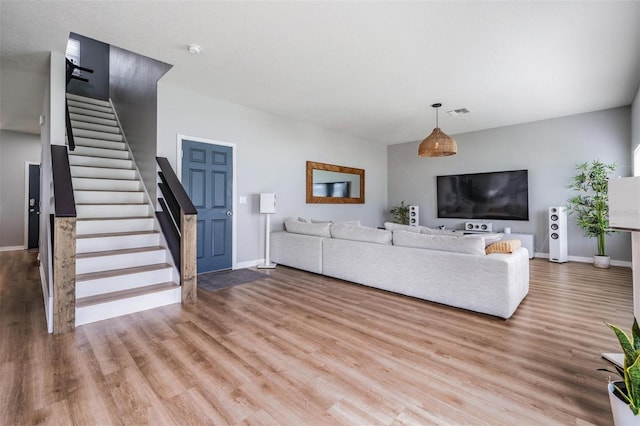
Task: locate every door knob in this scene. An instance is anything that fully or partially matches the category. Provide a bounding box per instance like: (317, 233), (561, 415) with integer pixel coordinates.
(226, 211), (233, 217)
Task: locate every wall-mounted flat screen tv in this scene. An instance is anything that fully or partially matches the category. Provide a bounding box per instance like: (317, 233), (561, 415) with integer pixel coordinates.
(436, 169), (529, 221)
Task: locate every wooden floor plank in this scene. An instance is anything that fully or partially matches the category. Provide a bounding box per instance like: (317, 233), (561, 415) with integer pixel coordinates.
(0, 250), (633, 425)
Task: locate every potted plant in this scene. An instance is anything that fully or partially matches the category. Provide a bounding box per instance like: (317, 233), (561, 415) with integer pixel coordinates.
(389, 201), (410, 225)
(602, 319), (640, 425)
(566, 160), (617, 268)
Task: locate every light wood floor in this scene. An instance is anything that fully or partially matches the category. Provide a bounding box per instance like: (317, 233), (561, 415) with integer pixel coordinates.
(0, 250), (633, 425)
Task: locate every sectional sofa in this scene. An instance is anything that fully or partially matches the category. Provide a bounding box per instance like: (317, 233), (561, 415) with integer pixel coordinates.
(270, 220), (530, 319)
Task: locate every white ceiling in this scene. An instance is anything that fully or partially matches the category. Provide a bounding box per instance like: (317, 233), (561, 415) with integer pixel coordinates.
(1, 1), (639, 144)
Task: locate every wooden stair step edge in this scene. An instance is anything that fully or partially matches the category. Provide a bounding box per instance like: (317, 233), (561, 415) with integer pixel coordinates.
(76, 245), (165, 259)
(75, 282), (179, 308)
(76, 230), (159, 240)
(75, 262), (172, 282)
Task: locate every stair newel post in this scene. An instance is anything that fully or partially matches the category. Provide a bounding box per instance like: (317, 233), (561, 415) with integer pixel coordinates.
(181, 211), (197, 304)
(53, 217), (76, 333)
(50, 145), (77, 334)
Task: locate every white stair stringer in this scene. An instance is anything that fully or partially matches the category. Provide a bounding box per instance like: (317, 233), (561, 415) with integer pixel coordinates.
(66, 93), (181, 327)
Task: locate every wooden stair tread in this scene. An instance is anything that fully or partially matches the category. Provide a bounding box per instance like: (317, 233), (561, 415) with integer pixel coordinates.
(76, 246), (164, 259)
(76, 230), (159, 239)
(76, 216), (154, 222)
(74, 189), (144, 193)
(76, 202), (148, 206)
(76, 263), (172, 282)
(76, 282), (179, 308)
(72, 176), (138, 182)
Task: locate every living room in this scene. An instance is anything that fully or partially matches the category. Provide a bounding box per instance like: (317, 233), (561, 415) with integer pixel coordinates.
(1, 1), (640, 423)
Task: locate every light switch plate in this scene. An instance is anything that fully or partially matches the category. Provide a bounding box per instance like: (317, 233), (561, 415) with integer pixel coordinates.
(239, 196), (247, 204)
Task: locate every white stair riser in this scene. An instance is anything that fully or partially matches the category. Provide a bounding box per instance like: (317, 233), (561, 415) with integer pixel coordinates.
(70, 146), (129, 160)
(69, 113), (117, 127)
(69, 155), (132, 169)
(77, 218), (156, 235)
(76, 233), (160, 254)
(76, 204), (151, 219)
(77, 249), (167, 274)
(71, 121), (120, 134)
(73, 137), (125, 150)
(72, 178), (141, 191)
(71, 166), (136, 180)
(68, 106), (115, 120)
(74, 191), (145, 204)
(76, 267), (173, 298)
(75, 287), (180, 326)
(67, 99), (113, 114)
(72, 129), (123, 142)
(66, 94), (111, 108)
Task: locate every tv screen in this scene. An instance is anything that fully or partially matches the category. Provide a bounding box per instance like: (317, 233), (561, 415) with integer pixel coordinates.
(436, 170), (529, 221)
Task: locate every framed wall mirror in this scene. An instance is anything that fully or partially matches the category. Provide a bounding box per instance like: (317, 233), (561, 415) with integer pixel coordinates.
(306, 161), (365, 204)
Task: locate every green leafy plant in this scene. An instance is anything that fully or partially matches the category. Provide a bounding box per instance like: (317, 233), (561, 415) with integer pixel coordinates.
(604, 319), (640, 415)
(389, 201), (410, 225)
(566, 160), (616, 256)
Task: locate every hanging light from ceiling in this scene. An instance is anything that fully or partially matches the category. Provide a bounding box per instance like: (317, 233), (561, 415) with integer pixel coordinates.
(418, 103), (457, 157)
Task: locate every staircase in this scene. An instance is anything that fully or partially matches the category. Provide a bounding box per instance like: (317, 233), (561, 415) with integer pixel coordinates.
(66, 93), (181, 326)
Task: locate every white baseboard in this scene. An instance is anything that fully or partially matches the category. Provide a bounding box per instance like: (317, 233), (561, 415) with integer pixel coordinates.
(235, 259), (264, 270)
(533, 252), (632, 268)
(0, 245), (25, 252)
(39, 261), (53, 334)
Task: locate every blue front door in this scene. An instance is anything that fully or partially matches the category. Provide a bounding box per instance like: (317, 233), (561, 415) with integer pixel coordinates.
(182, 140), (233, 273)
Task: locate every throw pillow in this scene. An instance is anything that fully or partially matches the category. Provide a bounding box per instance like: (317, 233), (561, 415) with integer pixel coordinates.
(284, 219), (332, 238)
(331, 224), (392, 245)
(393, 231), (486, 256)
(486, 239), (522, 254)
(461, 232), (504, 247)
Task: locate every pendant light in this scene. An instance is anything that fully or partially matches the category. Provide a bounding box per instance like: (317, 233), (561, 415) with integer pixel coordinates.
(418, 103), (457, 157)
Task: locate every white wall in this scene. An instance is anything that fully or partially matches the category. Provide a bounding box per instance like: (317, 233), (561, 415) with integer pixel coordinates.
(157, 82), (387, 266)
(0, 130), (41, 249)
(388, 107), (632, 262)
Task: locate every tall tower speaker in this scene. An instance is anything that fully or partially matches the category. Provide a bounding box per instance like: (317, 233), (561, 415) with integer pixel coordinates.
(549, 207), (568, 263)
(409, 205), (419, 227)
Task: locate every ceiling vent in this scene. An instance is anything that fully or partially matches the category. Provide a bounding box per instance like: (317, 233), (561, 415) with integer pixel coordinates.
(447, 108), (471, 117)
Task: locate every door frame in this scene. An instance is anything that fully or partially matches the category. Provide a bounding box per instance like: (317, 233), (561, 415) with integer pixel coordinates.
(176, 134), (237, 270)
(24, 161), (40, 250)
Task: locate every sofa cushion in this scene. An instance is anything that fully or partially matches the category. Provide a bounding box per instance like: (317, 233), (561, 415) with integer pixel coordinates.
(461, 232), (504, 247)
(421, 227), (460, 236)
(384, 222), (422, 233)
(486, 239), (522, 254)
(284, 219), (332, 237)
(393, 230), (485, 255)
(331, 224), (392, 245)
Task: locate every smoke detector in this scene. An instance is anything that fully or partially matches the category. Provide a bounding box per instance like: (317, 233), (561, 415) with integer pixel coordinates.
(447, 108), (471, 117)
(187, 44), (202, 54)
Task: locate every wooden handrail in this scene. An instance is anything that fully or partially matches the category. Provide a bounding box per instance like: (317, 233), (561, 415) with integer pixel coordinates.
(65, 58), (94, 152)
(156, 157), (197, 215)
(156, 157), (197, 304)
(51, 145), (76, 217)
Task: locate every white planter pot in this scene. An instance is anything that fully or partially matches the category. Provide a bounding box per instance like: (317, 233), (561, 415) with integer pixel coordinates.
(594, 255), (611, 269)
(609, 382), (640, 425)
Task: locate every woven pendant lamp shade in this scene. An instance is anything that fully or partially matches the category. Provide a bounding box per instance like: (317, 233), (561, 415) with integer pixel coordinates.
(418, 103), (457, 157)
(418, 128), (457, 157)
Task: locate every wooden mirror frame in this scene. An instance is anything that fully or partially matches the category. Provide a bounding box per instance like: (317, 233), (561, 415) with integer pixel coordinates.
(306, 161), (365, 204)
